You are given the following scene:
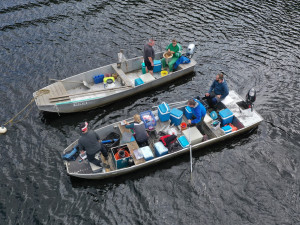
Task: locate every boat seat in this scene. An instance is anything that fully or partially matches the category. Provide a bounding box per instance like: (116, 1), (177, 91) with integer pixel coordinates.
(89, 162), (104, 173)
(112, 64), (134, 87)
(139, 73), (155, 83)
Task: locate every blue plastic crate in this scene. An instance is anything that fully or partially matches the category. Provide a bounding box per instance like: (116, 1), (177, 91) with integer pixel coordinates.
(93, 74), (104, 84)
(140, 146), (154, 161)
(184, 106), (193, 119)
(158, 102), (170, 122)
(154, 142), (168, 157)
(140, 110), (156, 129)
(135, 78), (144, 86)
(221, 125), (232, 134)
(219, 108), (234, 126)
(170, 108), (183, 126)
(178, 136), (189, 148)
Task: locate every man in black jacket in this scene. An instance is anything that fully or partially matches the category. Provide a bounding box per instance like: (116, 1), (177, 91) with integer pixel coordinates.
(78, 122), (109, 168)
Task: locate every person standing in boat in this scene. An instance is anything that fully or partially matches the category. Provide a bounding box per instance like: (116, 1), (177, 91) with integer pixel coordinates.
(204, 73), (229, 108)
(187, 99), (206, 135)
(143, 38), (155, 75)
(78, 122), (109, 168)
(124, 114), (149, 147)
(161, 39), (182, 72)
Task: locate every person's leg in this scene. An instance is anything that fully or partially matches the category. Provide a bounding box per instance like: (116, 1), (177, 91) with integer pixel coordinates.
(87, 153), (102, 167)
(99, 144), (108, 159)
(168, 57), (178, 72)
(161, 58), (167, 69)
(196, 117), (205, 135)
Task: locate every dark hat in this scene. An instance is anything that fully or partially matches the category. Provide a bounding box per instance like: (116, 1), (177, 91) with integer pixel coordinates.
(118, 150), (125, 158)
(79, 122), (88, 132)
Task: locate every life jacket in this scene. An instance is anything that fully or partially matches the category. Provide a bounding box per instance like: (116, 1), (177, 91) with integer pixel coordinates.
(159, 134), (177, 147)
(114, 148), (130, 160)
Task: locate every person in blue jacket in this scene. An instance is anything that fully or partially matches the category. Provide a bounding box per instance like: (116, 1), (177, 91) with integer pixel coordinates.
(187, 99), (207, 135)
(204, 73), (229, 107)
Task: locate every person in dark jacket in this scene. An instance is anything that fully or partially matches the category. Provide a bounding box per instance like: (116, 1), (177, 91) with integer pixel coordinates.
(124, 114), (149, 147)
(204, 73), (229, 107)
(187, 99), (207, 134)
(78, 122), (109, 168)
(143, 38), (155, 75)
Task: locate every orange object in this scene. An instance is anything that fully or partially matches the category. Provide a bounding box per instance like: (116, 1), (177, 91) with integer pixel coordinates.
(229, 123), (238, 131)
(114, 150), (130, 160)
(181, 122), (187, 131)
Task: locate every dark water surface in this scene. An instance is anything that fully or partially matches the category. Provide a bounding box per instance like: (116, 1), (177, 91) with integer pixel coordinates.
(0, 0), (299, 224)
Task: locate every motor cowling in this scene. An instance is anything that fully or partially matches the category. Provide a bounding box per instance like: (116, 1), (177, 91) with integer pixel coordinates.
(246, 88), (256, 111)
(186, 43), (195, 59)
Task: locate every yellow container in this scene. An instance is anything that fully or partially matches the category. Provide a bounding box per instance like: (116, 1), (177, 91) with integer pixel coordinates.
(103, 77), (115, 83)
(161, 70), (168, 77)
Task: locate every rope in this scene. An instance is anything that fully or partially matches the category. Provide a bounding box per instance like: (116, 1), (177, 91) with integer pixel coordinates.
(3, 89), (50, 126)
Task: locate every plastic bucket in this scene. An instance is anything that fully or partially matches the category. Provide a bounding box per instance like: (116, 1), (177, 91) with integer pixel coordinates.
(161, 70), (168, 77)
(180, 122), (187, 131)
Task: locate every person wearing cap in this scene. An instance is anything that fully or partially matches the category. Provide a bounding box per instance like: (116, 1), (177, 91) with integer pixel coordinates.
(204, 73), (229, 108)
(187, 99), (206, 135)
(161, 39), (182, 72)
(78, 122), (109, 168)
(124, 114), (149, 147)
(114, 149), (130, 160)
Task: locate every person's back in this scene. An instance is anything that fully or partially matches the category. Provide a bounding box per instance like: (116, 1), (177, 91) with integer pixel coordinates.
(190, 99), (206, 123)
(78, 130), (101, 155)
(133, 121), (148, 143)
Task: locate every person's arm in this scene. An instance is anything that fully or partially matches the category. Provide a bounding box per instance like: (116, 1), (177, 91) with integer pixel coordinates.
(148, 56), (154, 66)
(174, 44), (182, 58)
(125, 122), (134, 129)
(191, 109), (201, 124)
(220, 83), (229, 100)
(208, 80), (216, 94)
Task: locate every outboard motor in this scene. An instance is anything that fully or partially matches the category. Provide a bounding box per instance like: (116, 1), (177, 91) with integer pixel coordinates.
(185, 43), (195, 59)
(246, 88), (256, 111)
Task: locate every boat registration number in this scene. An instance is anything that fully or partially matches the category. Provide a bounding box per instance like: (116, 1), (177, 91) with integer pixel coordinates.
(73, 102), (88, 107)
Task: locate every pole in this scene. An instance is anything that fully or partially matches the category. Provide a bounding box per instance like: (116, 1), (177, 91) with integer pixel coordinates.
(189, 126), (193, 178)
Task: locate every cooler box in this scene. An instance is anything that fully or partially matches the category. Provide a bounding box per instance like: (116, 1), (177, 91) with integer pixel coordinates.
(221, 125), (232, 134)
(170, 108), (183, 126)
(158, 102), (170, 122)
(135, 78), (144, 86)
(184, 106), (193, 119)
(140, 110), (156, 129)
(178, 136), (189, 148)
(140, 146), (154, 161)
(93, 74), (104, 84)
(153, 60), (162, 73)
(142, 60), (161, 73)
(182, 126), (203, 145)
(154, 142), (168, 157)
(219, 108), (234, 126)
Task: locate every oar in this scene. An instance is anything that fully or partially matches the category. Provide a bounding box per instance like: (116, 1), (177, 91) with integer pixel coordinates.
(49, 78), (91, 89)
(189, 126), (193, 179)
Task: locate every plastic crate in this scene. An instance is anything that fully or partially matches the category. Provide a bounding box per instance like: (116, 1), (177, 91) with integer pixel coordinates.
(93, 74), (104, 84)
(140, 110), (156, 129)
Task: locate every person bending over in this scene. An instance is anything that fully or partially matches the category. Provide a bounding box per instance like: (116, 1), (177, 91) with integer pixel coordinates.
(78, 122), (109, 168)
(124, 114), (149, 147)
(187, 99), (206, 135)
